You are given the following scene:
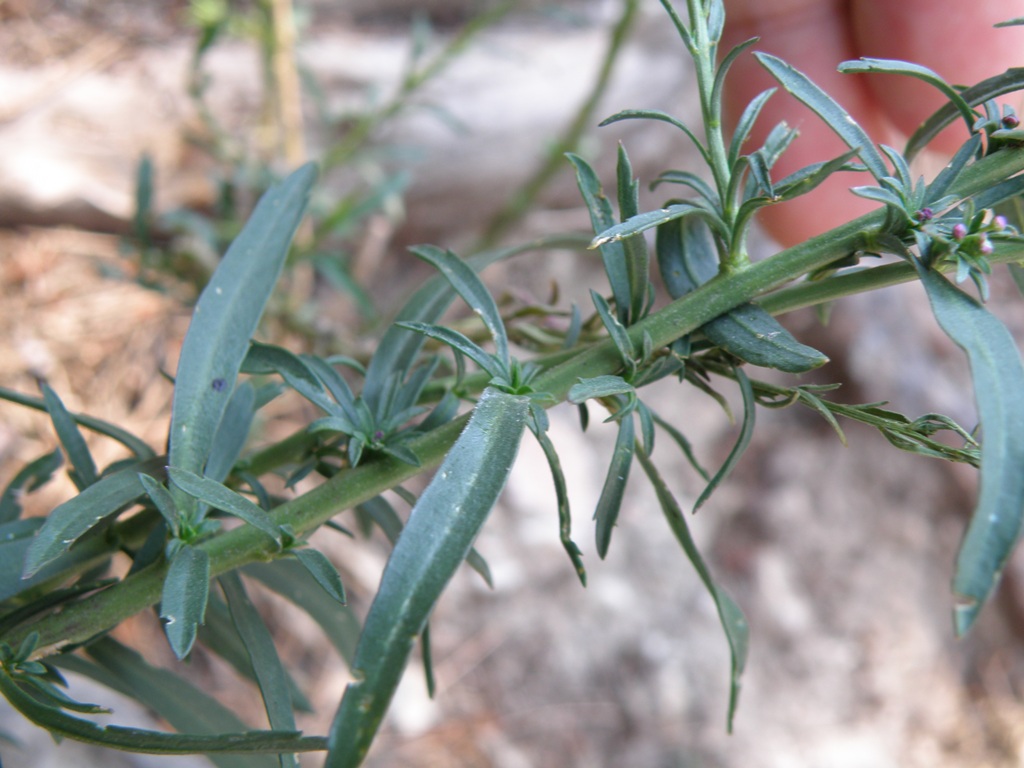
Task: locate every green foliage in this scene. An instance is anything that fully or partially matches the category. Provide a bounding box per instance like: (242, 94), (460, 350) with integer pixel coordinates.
(4, 0), (1024, 765)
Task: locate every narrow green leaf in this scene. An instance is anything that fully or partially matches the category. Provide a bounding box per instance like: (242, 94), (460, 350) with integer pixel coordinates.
(292, 548), (346, 605)
(0, 449), (62, 523)
(912, 261), (1024, 634)
(566, 152), (633, 316)
(138, 474), (180, 537)
(594, 413), (635, 559)
(928, 134), (983, 202)
(40, 381), (97, 490)
(1, 518), (113, 604)
(300, 355), (362, 424)
(14, 674), (107, 714)
(729, 87), (776, 168)
(702, 303), (829, 373)
(23, 467), (146, 577)
(359, 493), (493, 589)
(590, 290), (636, 369)
(591, 201), (705, 248)
(905, 67), (1024, 160)
(652, 411), (710, 482)
(361, 235), (581, 414)
(530, 423), (586, 585)
(0, 653), (323, 758)
(635, 446), (748, 731)
(204, 381), (256, 484)
(651, 170), (720, 207)
(168, 468), (282, 546)
(838, 58), (977, 133)
(599, 109), (708, 164)
(197, 596), (312, 715)
(169, 163), (317, 503)
(773, 149), (861, 203)
(755, 52), (888, 180)
(326, 388), (529, 768)
(245, 560), (361, 666)
(242, 342), (336, 415)
(161, 544), (211, 659)
(694, 368), (756, 512)
(396, 321), (504, 380)
(410, 245), (509, 367)
(0, 386), (155, 459)
(220, 571), (298, 768)
(656, 215), (719, 299)
(568, 375), (635, 404)
(616, 143), (650, 323)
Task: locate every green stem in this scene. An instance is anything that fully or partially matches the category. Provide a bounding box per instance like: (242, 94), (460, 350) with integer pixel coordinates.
(9, 145), (1024, 659)
(759, 243), (1024, 317)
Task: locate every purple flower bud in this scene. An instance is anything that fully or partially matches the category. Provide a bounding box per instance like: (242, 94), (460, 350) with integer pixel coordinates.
(373, 430), (385, 441)
(952, 223), (968, 240)
(980, 236), (994, 255)
(914, 208), (933, 223)
(993, 215), (1008, 231)
(1003, 114), (1020, 129)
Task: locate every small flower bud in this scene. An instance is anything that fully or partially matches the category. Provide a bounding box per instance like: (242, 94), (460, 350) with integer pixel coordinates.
(914, 207), (934, 223)
(992, 215), (1008, 231)
(980, 236), (994, 255)
(952, 223), (968, 240)
(1003, 114), (1020, 129)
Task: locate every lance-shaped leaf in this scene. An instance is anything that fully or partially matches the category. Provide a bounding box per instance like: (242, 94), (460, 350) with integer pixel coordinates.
(590, 291), (636, 371)
(591, 201), (706, 249)
(616, 143), (650, 323)
(204, 381), (257, 485)
(568, 375), (636, 404)
(0, 385), (155, 460)
(593, 413), (635, 559)
(245, 560), (361, 666)
(729, 87), (776, 169)
(912, 261), (1024, 635)
(161, 544), (211, 659)
(635, 447), (748, 732)
(530, 421), (586, 586)
(567, 153), (633, 318)
(291, 548), (346, 605)
(219, 572), (298, 768)
(755, 53), (888, 180)
(0, 653), (324, 757)
(40, 381), (97, 490)
(74, 637), (283, 768)
(326, 388), (528, 768)
(703, 303), (829, 373)
(600, 109), (708, 164)
(2, 518), (114, 604)
(657, 215), (719, 299)
(242, 342), (336, 415)
(410, 245), (509, 368)
(168, 468), (282, 547)
(906, 67), (1024, 160)
(838, 58), (977, 134)
(396, 321), (505, 380)
(694, 368), (756, 512)
(23, 467), (147, 577)
(169, 163), (316, 515)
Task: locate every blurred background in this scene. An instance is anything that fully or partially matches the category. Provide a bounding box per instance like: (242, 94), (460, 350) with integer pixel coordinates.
(3, 1), (1024, 766)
